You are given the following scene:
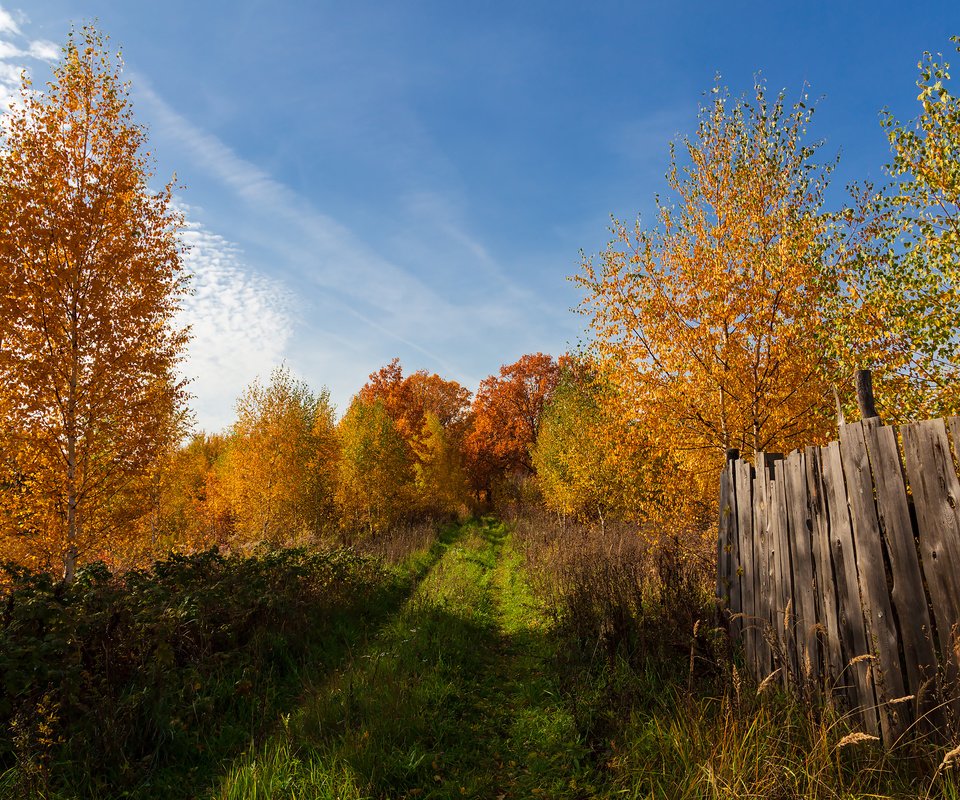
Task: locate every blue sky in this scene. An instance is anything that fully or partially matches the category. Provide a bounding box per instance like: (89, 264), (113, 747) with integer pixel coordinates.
(2, 1), (959, 431)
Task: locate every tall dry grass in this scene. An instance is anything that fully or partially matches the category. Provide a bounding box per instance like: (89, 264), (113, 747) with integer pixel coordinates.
(510, 507), (960, 798)
(513, 508), (716, 664)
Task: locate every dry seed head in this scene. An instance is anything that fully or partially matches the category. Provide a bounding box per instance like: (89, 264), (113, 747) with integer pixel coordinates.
(940, 744), (960, 771)
(757, 668), (782, 696)
(917, 677), (933, 707)
(848, 654), (876, 666)
(836, 732), (880, 749)
(783, 600), (793, 632)
(887, 695), (915, 706)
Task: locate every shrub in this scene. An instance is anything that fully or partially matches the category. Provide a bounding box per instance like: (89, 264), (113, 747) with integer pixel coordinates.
(0, 546), (392, 795)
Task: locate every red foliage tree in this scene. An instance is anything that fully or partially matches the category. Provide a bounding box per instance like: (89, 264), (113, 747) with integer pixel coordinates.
(464, 353), (563, 498)
(358, 358), (471, 445)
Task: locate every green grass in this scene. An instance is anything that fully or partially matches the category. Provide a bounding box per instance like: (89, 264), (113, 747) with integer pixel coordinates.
(211, 519), (601, 799)
(6, 516), (959, 798)
(204, 517), (960, 799)
(509, 514), (960, 800)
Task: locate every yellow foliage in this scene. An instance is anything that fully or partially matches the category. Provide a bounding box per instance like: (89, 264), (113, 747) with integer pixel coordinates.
(414, 412), (469, 518)
(576, 82), (836, 525)
(221, 366), (338, 546)
(0, 27), (189, 580)
(335, 398), (413, 536)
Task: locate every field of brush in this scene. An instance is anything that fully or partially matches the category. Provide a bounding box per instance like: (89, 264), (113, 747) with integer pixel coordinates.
(2, 516), (959, 799)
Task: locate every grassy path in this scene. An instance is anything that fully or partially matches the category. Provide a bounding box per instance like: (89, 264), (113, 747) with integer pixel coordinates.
(210, 519), (602, 799)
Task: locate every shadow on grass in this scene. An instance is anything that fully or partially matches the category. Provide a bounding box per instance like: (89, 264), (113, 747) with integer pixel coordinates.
(7, 527), (465, 800)
(137, 527), (472, 800)
(210, 519), (597, 800)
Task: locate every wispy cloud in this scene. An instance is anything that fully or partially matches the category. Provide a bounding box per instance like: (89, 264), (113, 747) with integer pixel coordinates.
(138, 80), (572, 320)
(136, 77), (461, 341)
(177, 212), (296, 432)
(133, 76), (579, 423)
(0, 6), (20, 36)
(0, 4), (57, 111)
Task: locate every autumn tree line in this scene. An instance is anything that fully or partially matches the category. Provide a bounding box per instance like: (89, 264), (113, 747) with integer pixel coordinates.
(2, 27), (960, 582)
(137, 354), (574, 561)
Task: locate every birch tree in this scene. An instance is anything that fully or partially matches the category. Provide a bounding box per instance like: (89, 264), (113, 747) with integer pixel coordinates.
(0, 27), (189, 580)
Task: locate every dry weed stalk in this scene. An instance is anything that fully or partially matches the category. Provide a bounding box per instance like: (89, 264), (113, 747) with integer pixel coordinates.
(687, 619), (701, 692)
(835, 732), (880, 749)
(757, 668), (782, 696)
(940, 744), (960, 772)
(887, 695), (915, 706)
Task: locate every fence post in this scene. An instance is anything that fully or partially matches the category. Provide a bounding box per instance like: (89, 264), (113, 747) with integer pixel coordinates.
(717, 452), (738, 617)
(856, 369), (880, 421)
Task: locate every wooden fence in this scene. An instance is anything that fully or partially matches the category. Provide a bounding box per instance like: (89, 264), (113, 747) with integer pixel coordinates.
(717, 415), (960, 744)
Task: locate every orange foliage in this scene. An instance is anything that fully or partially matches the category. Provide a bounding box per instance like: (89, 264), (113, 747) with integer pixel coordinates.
(0, 28), (189, 580)
(465, 353), (563, 498)
(576, 82), (835, 490)
(358, 358), (471, 445)
(125, 433), (233, 566)
(355, 359), (472, 520)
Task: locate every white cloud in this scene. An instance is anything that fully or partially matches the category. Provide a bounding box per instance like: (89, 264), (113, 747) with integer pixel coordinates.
(133, 76), (580, 423)
(0, 5), (59, 114)
(0, 7), (20, 36)
(27, 39), (57, 61)
(176, 215), (296, 432)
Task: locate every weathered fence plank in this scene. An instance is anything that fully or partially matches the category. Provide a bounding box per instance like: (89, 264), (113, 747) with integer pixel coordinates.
(764, 458), (782, 677)
(820, 441), (878, 734)
(735, 459), (757, 674)
(723, 460), (743, 638)
(717, 462), (734, 608)
(773, 458), (798, 682)
(901, 419), (960, 664)
(838, 421), (906, 741)
(862, 421), (938, 708)
(805, 447), (843, 696)
(752, 462), (772, 676)
(760, 453), (783, 678)
(784, 450), (820, 691)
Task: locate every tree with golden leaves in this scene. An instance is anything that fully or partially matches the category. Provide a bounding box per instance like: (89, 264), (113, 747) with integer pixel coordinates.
(532, 364), (657, 525)
(335, 397), (412, 536)
(576, 81), (836, 480)
(0, 27), (189, 581)
(144, 432), (233, 553)
(222, 366), (338, 546)
(413, 411), (469, 518)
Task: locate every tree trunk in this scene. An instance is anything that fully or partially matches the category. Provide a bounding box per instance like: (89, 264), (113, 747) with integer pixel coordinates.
(64, 432), (78, 584)
(64, 294), (80, 585)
